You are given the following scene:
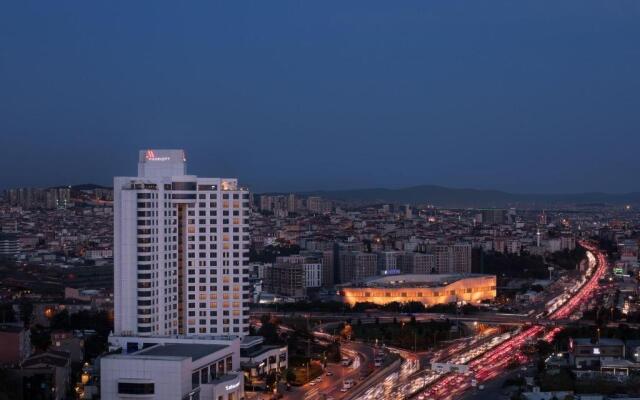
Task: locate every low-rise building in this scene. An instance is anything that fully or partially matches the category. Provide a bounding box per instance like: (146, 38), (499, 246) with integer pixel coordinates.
(0, 323), (31, 366)
(339, 274), (496, 306)
(0, 232), (19, 258)
(102, 337), (244, 400)
(569, 338), (625, 369)
(20, 350), (71, 400)
(240, 336), (288, 390)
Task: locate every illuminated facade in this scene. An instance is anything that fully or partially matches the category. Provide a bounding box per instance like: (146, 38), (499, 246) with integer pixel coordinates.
(339, 274), (496, 306)
(114, 150), (250, 337)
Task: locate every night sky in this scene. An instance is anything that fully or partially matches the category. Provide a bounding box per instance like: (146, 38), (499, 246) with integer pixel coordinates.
(1, 1), (639, 193)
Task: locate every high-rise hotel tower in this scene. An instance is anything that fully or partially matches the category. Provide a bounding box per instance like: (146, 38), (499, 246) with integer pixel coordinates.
(114, 150), (250, 337)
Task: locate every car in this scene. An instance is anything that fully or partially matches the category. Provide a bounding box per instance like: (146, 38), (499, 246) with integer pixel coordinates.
(326, 371), (334, 376)
(309, 382), (316, 386)
(343, 379), (355, 389)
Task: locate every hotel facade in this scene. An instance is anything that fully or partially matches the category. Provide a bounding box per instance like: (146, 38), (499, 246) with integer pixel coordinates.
(114, 150), (251, 337)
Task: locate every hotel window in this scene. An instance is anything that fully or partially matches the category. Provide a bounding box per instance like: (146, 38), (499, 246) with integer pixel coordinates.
(192, 372), (199, 389)
(226, 357), (233, 372)
(118, 382), (154, 395)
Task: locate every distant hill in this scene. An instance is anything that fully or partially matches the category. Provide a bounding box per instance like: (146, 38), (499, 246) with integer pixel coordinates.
(70, 183), (112, 191)
(296, 185), (640, 208)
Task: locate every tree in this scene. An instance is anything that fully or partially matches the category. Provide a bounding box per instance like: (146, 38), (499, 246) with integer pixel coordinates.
(257, 315), (281, 345)
(403, 301), (426, 313)
(285, 369), (296, 383)
(531, 284), (544, 292)
(0, 304), (15, 323)
(329, 342), (342, 363)
(340, 324), (352, 340)
(50, 309), (71, 330)
(84, 334), (108, 361)
(265, 371), (278, 389)
(30, 325), (51, 351)
(535, 340), (554, 358)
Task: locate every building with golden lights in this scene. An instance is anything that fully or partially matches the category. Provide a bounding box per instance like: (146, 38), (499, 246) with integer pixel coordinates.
(339, 274), (496, 306)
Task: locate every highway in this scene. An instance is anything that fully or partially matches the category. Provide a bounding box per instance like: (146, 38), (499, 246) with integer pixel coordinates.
(250, 310), (533, 327)
(254, 241), (608, 400)
(413, 241), (608, 400)
(280, 340), (376, 400)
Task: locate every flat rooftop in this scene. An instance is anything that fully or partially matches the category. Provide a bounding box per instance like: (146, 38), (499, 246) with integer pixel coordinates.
(342, 273), (495, 289)
(573, 338), (624, 347)
(241, 335), (264, 347)
(135, 343), (227, 361)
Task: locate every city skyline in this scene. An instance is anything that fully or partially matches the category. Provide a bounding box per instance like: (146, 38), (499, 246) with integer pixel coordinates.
(2, 1), (640, 193)
(3, 2), (640, 400)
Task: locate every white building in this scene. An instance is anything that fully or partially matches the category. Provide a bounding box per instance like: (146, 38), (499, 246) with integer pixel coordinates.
(114, 150), (250, 337)
(102, 338), (243, 400)
(0, 233), (19, 258)
(377, 251), (398, 273)
(240, 336), (288, 388)
(426, 243), (472, 274)
(302, 262), (322, 288)
(85, 248), (113, 260)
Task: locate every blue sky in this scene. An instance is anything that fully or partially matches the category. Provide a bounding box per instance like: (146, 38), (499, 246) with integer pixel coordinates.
(1, 1), (639, 193)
